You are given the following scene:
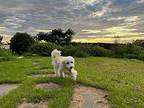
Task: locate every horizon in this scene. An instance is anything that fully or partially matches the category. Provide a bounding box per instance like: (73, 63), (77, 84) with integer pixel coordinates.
(0, 0), (144, 43)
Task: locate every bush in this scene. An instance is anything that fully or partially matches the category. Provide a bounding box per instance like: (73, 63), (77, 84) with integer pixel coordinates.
(112, 44), (127, 57)
(74, 50), (89, 57)
(61, 45), (112, 57)
(61, 45), (78, 56)
(138, 51), (144, 61)
(86, 45), (113, 57)
(123, 54), (138, 59)
(30, 42), (60, 56)
(10, 32), (34, 54)
(61, 45), (90, 57)
(112, 44), (144, 59)
(0, 49), (15, 62)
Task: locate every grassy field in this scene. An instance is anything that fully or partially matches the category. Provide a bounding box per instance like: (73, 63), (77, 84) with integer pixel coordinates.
(0, 57), (144, 108)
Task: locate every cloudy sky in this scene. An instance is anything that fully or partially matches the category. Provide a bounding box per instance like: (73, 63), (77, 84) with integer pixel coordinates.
(0, 0), (144, 43)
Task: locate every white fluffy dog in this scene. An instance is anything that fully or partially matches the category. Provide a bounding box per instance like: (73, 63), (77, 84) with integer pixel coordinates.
(51, 49), (77, 80)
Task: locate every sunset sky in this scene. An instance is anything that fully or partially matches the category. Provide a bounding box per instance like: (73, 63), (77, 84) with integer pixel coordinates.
(0, 0), (144, 43)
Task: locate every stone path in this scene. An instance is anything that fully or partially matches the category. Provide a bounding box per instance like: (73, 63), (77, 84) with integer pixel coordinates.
(32, 61), (111, 108)
(31, 74), (55, 78)
(71, 85), (111, 108)
(18, 101), (48, 108)
(32, 62), (39, 66)
(36, 82), (61, 90)
(0, 84), (18, 96)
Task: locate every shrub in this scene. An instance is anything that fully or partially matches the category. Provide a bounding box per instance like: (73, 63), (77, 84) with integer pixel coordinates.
(128, 45), (144, 55)
(61, 45), (78, 56)
(74, 50), (89, 57)
(61, 45), (90, 57)
(112, 44), (127, 57)
(111, 44), (144, 59)
(123, 54), (138, 59)
(10, 32), (34, 54)
(0, 49), (15, 62)
(61, 45), (112, 57)
(88, 45), (113, 57)
(30, 42), (60, 56)
(138, 51), (144, 61)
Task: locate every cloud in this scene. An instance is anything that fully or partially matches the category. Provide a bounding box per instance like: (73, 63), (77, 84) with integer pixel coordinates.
(34, 29), (52, 33)
(124, 16), (140, 22)
(88, 1), (112, 18)
(103, 26), (144, 37)
(0, 0), (144, 43)
(82, 29), (101, 34)
(0, 26), (6, 32)
(136, 0), (144, 3)
(107, 16), (140, 22)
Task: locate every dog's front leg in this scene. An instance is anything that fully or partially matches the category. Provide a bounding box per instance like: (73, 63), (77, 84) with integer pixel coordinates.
(61, 72), (65, 78)
(71, 69), (77, 81)
(56, 68), (61, 77)
(53, 66), (56, 75)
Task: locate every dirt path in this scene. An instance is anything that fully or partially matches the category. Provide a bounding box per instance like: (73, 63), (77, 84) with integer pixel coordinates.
(71, 85), (111, 108)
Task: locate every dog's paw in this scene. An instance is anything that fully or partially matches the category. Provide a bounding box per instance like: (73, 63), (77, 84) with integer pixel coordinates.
(71, 69), (77, 81)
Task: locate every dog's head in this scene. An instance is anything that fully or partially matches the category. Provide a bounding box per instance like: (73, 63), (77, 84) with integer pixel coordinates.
(51, 49), (61, 59)
(64, 56), (75, 70)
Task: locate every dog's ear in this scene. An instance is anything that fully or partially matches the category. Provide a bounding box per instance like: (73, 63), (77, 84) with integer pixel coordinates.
(62, 60), (66, 66)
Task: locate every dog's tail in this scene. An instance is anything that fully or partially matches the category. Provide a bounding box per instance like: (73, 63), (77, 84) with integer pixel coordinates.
(51, 49), (61, 59)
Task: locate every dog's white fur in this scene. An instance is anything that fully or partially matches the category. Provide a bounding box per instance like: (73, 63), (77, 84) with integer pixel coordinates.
(51, 49), (77, 80)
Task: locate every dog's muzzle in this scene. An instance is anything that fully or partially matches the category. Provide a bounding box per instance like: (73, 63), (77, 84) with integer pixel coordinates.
(70, 66), (73, 70)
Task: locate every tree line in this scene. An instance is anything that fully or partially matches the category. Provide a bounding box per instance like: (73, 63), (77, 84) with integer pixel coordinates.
(9, 28), (75, 54)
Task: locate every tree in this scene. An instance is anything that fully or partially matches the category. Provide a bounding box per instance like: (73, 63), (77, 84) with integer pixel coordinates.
(35, 28), (75, 45)
(51, 29), (65, 44)
(64, 29), (75, 44)
(10, 32), (34, 54)
(35, 32), (47, 41)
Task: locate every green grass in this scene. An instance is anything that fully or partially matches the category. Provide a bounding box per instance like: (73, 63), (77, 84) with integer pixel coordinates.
(0, 57), (144, 108)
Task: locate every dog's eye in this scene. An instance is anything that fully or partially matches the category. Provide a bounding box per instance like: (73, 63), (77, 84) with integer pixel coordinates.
(71, 61), (73, 63)
(66, 62), (69, 64)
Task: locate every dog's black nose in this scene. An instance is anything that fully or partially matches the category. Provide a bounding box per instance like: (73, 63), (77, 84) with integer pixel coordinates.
(70, 67), (73, 69)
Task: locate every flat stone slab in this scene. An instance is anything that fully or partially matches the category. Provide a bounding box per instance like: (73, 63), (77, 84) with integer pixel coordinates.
(0, 84), (18, 96)
(71, 85), (111, 108)
(17, 56), (24, 59)
(39, 69), (49, 72)
(34, 66), (41, 69)
(18, 101), (48, 108)
(36, 82), (61, 90)
(32, 74), (56, 78)
(32, 62), (39, 66)
(33, 67), (49, 71)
